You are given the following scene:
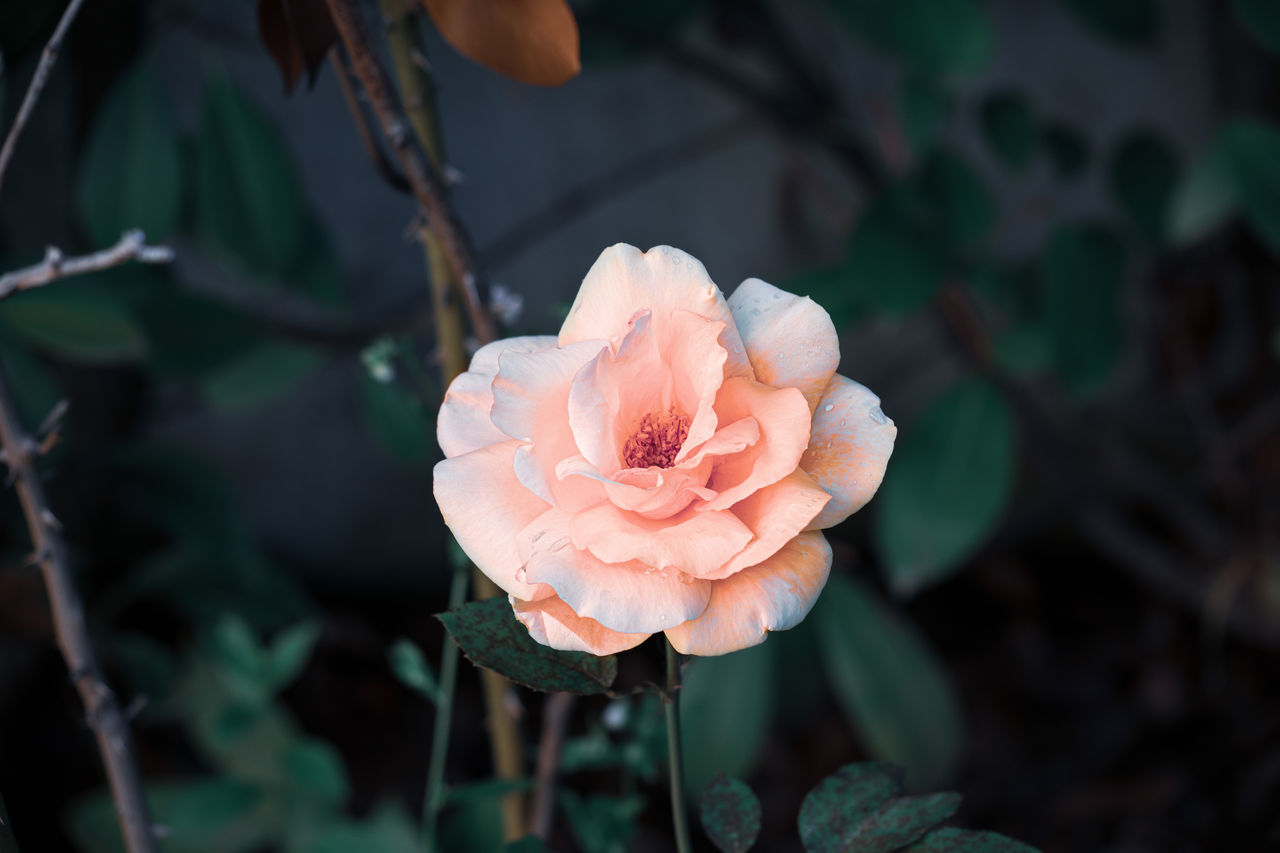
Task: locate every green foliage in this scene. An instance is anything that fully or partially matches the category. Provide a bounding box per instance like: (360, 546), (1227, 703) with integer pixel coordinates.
(979, 92), (1035, 173)
(201, 341), (320, 412)
(1041, 223), (1127, 395)
(1059, 0), (1159, 46)
(560, 791), (646, 853)
(898, 75), (953, 156)
(437, 597), (618, 694)
(797, 762), (902, 852)
(827, 0), (992, 75)
(913, 152), (996, 251)
(76, 58), (182, 247)
(1235, 0), (1280, 58)
(906, 828), (1040, 852)
(874, 378), (1017, 593)
(0, 282), (146, 363)
(363, 372), (434, 463)
(0, 339), (61, 432)
(700, 773), (762, 853)
(506, 836), (553, 853)
(561, 694), (667, 782)
(1041, 123), (1090, 182)
(814, 575), (963, 790)
(388, 637), (440, 702)
(1108, 130), (1180, 243)
(680, 640), (775, 796)
(845, 195), (948, 316)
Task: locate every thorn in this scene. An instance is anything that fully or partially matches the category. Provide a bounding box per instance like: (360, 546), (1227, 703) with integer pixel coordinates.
(403, 215), (427, 243)
(411, 49), (431, 73)
(36, 399), (69, 437)
(125, 694), (147, 720)
(442, 164), (466, 186)
(38, 428), (60, 456)
(43, 245), (64, 268)
(40, 508), (61, 531)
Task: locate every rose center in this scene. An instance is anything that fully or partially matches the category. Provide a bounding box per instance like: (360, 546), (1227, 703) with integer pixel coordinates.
(621, 410), (690, 469)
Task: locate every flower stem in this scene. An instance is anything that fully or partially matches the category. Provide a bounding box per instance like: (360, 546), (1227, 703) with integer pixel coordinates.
(665, 640), (694, 853)
(422, 560), (468, 853)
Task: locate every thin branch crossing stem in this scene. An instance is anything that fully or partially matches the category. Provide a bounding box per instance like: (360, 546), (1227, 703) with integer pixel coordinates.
(0, 230), (173, 300)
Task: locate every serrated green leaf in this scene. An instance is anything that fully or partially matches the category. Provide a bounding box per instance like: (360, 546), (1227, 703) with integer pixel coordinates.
(1060, 0), (1159, 46)
(680, 641), (774, 796)
(1108, 130), (1179, 243)
(874, 378), (1016, 592)
(201, 341), (319, 412)
(0, 285), (146, 363)
(195, 76), (307, 275)
(362, 374), (432, 463)
(76, 58), (182, 247)
(1235, 0), (1280, 57)
(700, 773), (761, 853)
(1042, 223), (1127, 395)
(388, 637), (439, 702)
(815, 577), (964, 790)
(907, 827), (1041, 853)
(855, 792), (963, 853)
(797, 762), (903, 853)
(828, 0), (992, 75)
(437, 597), (617, 694)
(1042, 124), (1090, 181)
(979, 92), (1035, 173)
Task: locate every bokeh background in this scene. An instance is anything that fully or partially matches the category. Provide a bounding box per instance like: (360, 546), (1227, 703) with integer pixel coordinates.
(2, 0), (1280, 850)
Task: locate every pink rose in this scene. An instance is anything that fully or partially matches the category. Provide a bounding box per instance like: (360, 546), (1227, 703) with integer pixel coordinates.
(433, 245), (895, 656)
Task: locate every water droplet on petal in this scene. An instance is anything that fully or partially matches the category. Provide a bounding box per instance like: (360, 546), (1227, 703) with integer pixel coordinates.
(869, 407), (889, 425)
(823, 403), (835, 413)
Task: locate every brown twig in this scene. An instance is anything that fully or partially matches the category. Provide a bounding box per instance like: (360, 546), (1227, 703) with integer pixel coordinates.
(321, 0), (497, 344)
(0, 368), (158, 853)
(328, 48), (411, 195)
(0, 0), (87, 194)
(529, 692), (576, 839)
(0, 230), (173, 300)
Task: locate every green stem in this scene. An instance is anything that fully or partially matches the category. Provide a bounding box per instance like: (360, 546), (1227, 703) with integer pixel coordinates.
(665, 641), (694, 853)
(422, 561), (469, 853)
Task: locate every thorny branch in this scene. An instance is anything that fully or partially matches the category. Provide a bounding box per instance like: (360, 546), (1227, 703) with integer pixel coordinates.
(0, 230), (174, 301)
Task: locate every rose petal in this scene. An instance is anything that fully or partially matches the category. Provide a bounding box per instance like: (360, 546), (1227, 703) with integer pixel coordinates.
(571, 502), (753, 576)
(433, 440), (555, 600)
(801, 374), (897, 530)
(518, 509), (712, 634)
(511, 594), (650, 655)
(728, 277), (840, 413)
(664, 531), (832, 655)
(560, 244), (753, 379)
(438, 335), (557, 458)
(702, 469), (831, 580)
(700, 377), (811, 511)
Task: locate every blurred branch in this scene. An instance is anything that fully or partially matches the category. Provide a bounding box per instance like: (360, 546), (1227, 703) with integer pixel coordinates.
(0, 0), (85, 194)
(0, 230), (174, 300)
(0, 370), (158, 853)
(529, 692), (575, 839)
(322, 0), (497, 344)
(328, 48), (411, 195)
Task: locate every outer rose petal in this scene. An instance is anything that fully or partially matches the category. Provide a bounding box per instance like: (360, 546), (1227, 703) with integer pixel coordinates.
(702, 469), (831, 580)
(512, 595), (650, 655)
(728, 277), (840, 413)
(664, 531), (832, 655)
(518, 509), (712, 634)
(571, 502), (753, 577)
(700, 377), (811, 511)
(433, 440), (554, 600)
(438, 335), (558, 458)
(559, 244), (753, 379)
(801, 374), (897, 530)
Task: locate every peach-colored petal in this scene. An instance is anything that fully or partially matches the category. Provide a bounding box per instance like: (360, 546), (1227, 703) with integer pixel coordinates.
(700, 377), (811, 511)
(571, 502), (753, 576)
(559, 244), (753, 379)
(728, 278), (839, 413)
(517, 509), (712, 634)
(556, 453), (716, 520)
(801, 374), (897, 530)
(433, 440), (555, 600)
(437, 335), (557, 458)
(665, 310), (727, 455)
(490, 339), (607, 509)
(702, 469), (831, 580)
(664, 531), (832, 656)
(511, 595), (650, 655)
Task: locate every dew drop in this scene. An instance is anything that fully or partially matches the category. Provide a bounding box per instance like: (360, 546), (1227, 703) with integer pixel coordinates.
(869, 406), (890, 425)
(549, 538), (570, 553)
(823, 403), (835, 413)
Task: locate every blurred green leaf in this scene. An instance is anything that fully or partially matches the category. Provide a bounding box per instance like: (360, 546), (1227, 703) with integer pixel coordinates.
(437, 597), (618, 694)
(1042, 223), (1127, 395)
(1235, 0), (1280, 58)
(874, 378), (1016, 593)
(67, 779), (269, 853)
(201, 341), (319, 412)
(440, 796), (506, 853)
(300, 803), (421, 853)
(993, 322), (1052, 378)
(846, 197), (947, 316)
(284, 739), (349, 807)
(76, 58), (182, 247)
(899, 74), (953, 156)
(560, 791), (646, 853)
(136, 287), (269, 378)
(907, 827), (1041, 852)
(1042, 123), (1090, 181)
(827, 0), (992, 74)
(388, 637), (439, 702)
(1169, 132), (1237, 245)
(0, 284), (146, 363)
(680, 641), (775, 796)
(212, 615), (272, 704)
(506, 837), (553, 853)
(363, 374), (433, 463)
(979, 92), (1035, 173)
(444, 777), (535, 807)
(700, 773), (762, 853)
(110, 633), (178, 710)
(1222, 119), (1280, 256)
(0, 339), (61, 432)
(914, 151), (996, 250)
(815, 576), (964, 789)
(1108, 130), (1179, 243)
(797, 762), (903, 853)
(266, 621), (319, 692)
(1060, 0), (1159, 46)
(195, 75), (307, 275)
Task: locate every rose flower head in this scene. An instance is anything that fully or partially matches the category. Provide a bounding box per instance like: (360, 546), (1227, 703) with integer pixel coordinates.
(433, 245), (895, 656)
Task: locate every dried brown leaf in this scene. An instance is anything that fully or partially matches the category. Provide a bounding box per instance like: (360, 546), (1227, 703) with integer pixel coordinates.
(257, 0), (339, 95)
(421, 0), (581, 86)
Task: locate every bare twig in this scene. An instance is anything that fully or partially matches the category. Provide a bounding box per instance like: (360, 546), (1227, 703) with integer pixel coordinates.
(0, 0), (87, 194)
(328, 48), (411, 195)
(529, 692), (576, 839)
(0, 368), (158, 853)
(321, 0), (497, 343)
(0, 230), (174, 300)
